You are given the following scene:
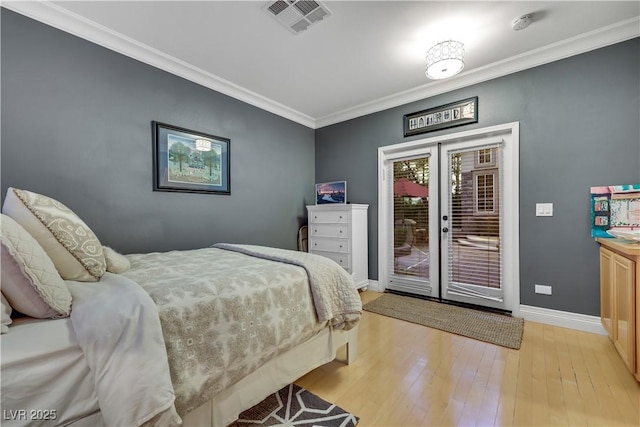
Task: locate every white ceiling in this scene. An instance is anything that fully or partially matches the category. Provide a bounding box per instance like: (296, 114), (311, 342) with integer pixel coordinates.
(5, 1), (639, 128)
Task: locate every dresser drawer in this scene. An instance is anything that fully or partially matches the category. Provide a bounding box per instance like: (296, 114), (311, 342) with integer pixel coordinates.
(310, 238), (349, 253)
(309, 210), (349, 224)
(314, 251), (350, 270)
(309, 224), (348, 238)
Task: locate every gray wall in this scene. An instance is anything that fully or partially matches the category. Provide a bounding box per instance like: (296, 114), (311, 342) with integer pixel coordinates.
(316, 38), (640, 316)
(2, 9), (639, 316)
(1, 10), (315, 254)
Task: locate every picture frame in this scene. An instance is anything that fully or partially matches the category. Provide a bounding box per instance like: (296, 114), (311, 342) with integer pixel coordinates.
(316, 181), (347, 205)
(152, 121), (230, 195)
(403, 97), (478, 137)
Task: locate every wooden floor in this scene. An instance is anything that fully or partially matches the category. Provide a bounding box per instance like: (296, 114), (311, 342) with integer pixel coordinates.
(296, 291), (640, 426)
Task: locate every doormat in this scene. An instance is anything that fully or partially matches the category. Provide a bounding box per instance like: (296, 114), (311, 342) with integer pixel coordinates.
(228, 383), (358, 426)
(363, 293), (524, 349)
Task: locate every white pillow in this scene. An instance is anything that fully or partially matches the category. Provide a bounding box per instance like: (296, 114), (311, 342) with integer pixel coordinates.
(0, 214), (72, 318)
(1, 293), (12, 333)
(2, 187), (105, 282)
(103, 246), (131, 273)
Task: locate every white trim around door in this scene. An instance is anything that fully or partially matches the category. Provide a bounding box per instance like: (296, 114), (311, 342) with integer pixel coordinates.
(378, 122), (520, 315)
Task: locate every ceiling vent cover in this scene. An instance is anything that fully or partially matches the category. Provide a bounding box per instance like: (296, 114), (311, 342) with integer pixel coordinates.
(263, 0), (332, 34)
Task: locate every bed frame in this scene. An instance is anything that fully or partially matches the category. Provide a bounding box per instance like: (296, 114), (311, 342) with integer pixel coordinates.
(183, 325), (359, 426)
(62, 325), (358, 427)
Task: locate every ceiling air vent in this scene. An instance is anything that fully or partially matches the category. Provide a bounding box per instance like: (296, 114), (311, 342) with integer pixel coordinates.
(263, 0), (332, 34)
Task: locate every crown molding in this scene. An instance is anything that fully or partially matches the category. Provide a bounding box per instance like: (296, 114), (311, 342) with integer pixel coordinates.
(3, 2), (638, 130)
(315, 17), (640, 128)
(2, 1), (316, 128)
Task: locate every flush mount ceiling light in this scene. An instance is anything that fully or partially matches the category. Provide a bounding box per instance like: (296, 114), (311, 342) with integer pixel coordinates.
(425, 40), (465, 80)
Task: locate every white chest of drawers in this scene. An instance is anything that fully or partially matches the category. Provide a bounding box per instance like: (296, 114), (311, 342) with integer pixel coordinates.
(306, 204), (369, 289)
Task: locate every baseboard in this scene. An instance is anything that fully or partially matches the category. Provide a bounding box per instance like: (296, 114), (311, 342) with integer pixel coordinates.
(361, 280), (382, 292)
(519, 304), (606, 335)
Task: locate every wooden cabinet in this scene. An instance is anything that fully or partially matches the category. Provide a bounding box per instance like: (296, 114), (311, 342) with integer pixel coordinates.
(307, 204), (369, 289)
(600, 247), (613, 335)
(597, 238), (640, 381)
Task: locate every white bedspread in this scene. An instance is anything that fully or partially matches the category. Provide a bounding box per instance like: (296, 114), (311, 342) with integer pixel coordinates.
(0, 317), (100, 427)
(123, 247), (329, 417)
(66, 273), (181, 427)
(213, 244), (362, 330)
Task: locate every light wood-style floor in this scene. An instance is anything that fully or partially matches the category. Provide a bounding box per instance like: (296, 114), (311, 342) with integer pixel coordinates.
(296, 291), (640, 427)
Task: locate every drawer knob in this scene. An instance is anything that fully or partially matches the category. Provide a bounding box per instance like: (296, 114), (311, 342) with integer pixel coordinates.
(314, 243), (317, 246)
(314, 229), (318, 233)
(339, 230), (343, 234)
(339, 215), (343, 219)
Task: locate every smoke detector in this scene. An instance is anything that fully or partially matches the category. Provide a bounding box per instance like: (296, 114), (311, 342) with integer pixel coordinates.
(263, 0), (332, 34)
(512, 14), (533, 31)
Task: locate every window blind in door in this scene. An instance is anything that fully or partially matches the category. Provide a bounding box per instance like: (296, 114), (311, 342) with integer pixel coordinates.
(446, 143), (503, 301)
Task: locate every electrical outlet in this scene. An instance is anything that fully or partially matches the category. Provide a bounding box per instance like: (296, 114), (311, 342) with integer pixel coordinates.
(535, 203), (553, 217)
(535, 284), (552, 295)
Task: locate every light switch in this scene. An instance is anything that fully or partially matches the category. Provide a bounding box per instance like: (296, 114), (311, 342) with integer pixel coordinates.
(536, 203), (553, 217)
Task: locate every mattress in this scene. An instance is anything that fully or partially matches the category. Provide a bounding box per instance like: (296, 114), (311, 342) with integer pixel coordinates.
(0, 317), (100, 426)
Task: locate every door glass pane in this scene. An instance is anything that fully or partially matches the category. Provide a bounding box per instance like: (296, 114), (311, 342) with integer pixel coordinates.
(448, 147), (501, 292)
(392, 157), (429, 280)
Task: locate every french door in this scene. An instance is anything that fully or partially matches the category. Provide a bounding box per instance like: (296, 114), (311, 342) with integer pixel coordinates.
(378, 123), (519, 313)
(385, 149), (440, 298)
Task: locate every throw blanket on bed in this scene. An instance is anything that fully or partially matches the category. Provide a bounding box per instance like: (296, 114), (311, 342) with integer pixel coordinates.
(123, 246), (359, 417)
(67, 273), (181, 427)
(213, 243), (362, 330)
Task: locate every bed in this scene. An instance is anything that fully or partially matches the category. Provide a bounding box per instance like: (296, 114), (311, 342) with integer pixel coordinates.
(0, 187), (362, 427)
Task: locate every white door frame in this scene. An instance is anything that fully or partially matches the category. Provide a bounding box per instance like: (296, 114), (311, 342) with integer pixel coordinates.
(378, 122), (520, 315)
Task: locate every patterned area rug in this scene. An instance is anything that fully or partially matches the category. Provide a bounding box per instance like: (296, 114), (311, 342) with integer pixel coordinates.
(229, 384), (358, 426)
(363, 293), (524, 349)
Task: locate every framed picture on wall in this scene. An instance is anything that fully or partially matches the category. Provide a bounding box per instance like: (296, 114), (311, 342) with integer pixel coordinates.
(404, 97), (478, 137)
(152, 121), (230, 195)
(316, 181), (347, 204)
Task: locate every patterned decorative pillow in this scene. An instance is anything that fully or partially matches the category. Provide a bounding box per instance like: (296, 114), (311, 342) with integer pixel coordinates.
(1, 293), (12, 333)
(0, 214), (72, 318)
(2, 188), (106, 282)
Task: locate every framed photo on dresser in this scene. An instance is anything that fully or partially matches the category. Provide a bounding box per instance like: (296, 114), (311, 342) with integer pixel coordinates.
(316, 181), (346, 205)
